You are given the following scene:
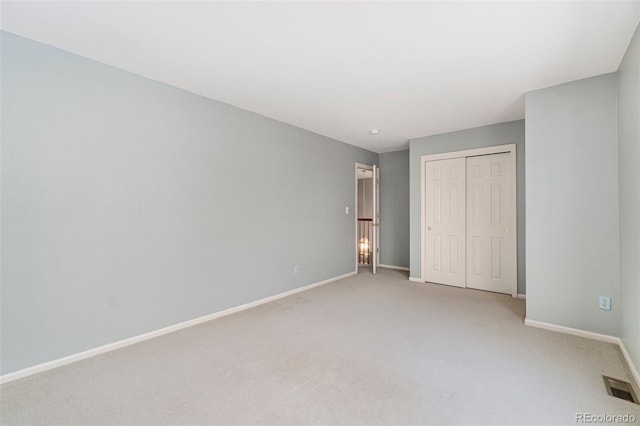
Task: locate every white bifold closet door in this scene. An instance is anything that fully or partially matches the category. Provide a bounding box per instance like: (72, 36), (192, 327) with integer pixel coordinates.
(425, 158), (466, 288)
(425, 152), (515, 295)
(466, 153), (515, 294)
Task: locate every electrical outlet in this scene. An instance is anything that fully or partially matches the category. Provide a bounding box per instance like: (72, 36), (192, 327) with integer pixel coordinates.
(599, 296), (611, 311)
(293, 265), (300, 275)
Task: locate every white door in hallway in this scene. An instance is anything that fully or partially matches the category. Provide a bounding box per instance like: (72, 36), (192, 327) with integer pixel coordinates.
(425, 158), (466, 287)
(372, 164), (379, 274)
(466, 153), (516, 294)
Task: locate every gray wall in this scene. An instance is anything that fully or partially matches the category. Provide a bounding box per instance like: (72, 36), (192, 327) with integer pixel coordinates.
(0, 32), (378, 375)
(379, 150), (409, 268)
(618, 24), (640, 373)
(525, 73), (620, 336)
(409, 120), (526, 294)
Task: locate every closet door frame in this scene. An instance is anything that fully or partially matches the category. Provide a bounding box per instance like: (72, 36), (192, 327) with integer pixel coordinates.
(420, 144), (517, 297)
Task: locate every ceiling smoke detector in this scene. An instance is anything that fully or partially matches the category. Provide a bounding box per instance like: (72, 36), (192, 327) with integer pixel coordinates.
(369, 129), (380, 135)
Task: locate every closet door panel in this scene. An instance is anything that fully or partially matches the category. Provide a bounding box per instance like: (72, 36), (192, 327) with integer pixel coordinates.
(466, 153), (515, 294)
(425, 158), (466, 287)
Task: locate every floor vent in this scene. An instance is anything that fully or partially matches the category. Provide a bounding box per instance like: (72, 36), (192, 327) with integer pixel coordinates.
(603, 376), (639, 404)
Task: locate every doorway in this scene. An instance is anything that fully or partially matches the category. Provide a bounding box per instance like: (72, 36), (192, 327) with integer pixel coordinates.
(421, 145), (517, 296)
(355, 163), (379, 274)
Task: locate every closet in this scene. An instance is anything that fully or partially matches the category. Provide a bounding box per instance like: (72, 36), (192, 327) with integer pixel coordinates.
(421, 145), (516, 296)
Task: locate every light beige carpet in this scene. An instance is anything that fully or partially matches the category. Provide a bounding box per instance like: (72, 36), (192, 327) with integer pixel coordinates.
(1, 268), (639, 425)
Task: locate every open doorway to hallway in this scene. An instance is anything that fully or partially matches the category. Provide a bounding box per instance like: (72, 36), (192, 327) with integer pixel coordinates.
(355, 163), (379, 274)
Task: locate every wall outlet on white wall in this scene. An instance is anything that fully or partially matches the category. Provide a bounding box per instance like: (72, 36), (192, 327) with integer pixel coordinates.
(599, 296), (611, 310)
(293, 265), (300, 275)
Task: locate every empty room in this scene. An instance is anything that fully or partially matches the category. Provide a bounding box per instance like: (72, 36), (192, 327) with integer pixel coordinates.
(1, 1), (639, 425)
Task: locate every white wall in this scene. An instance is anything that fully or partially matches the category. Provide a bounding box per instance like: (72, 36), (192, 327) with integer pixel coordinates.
(525, 73), (620, 336)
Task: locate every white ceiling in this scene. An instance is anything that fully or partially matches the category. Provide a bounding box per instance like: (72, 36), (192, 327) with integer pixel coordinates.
(2, 1), (639, 153)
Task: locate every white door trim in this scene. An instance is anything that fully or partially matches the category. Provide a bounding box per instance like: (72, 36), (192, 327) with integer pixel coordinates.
(372, 164), (379, 274)
(420, 144), (518, 297)
(355, 163), (374, 272)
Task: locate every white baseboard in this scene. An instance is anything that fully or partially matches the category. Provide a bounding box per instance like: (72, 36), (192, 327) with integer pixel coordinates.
(618, 338), (640, 390)
(379, 264), (410, 271)
(517, 294), (526, 299)
(0, 270), (357, 385)
(524, 318), (620, 344)
(524, 318), (639, 387)
(408, 277), (423, 283)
